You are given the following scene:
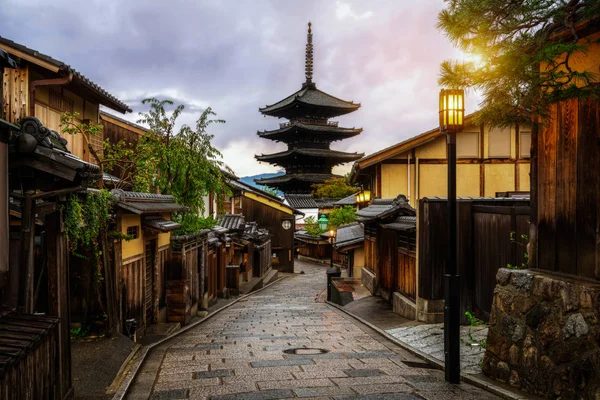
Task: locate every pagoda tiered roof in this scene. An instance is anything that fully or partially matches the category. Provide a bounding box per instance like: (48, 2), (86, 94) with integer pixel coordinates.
(257, 122), (362, 143)
(255, 148), (364, 166)
(254, 22), (362, 194)
(259, 84), (360, 119)
(255, 172), (340, 194)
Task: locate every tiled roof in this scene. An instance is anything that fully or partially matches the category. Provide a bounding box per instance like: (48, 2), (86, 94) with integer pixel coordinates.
(0, 36), (131, 113)
(217, 214), (245, 231)
(314, 198), (341, 208)
(334, 222), (364, 250)
(111, 189), (188, 215)
(285, 194), (318, 209)
(379, 216), (416, 232)
(260, 86), (360, 116)
(142, 216), (181, 233)
(258, 123), (362, 140)
(334, 193), (359, 206)
(256, 148), (364, 163)
(356, 195), (415, 222)
(255, 173), (340, 185)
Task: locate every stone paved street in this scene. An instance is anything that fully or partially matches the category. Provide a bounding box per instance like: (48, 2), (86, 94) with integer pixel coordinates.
(387, 324), (488, 375)
(127, 260), (500, 399)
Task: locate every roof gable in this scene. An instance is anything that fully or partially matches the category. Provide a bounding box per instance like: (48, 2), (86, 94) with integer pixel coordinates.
(0, 36), (131, 113)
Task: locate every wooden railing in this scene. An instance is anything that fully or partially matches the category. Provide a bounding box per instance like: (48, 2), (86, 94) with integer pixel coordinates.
(279, 119), (339, 129)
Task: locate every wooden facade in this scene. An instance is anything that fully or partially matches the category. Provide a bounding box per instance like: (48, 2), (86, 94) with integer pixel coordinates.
(351, 117), (531, 208)
(0, 37), (130, 163)
(418, 198), (530, 321)
(534, 98), (600, 279)
(224, 179), (298, 273)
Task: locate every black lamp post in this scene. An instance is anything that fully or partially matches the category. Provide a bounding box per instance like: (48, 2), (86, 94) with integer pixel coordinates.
(324, 227), (340, 302)
(439, 88), (464, 384)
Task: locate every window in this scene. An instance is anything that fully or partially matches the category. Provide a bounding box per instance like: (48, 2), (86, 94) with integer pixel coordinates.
(126, 226), (139, 239)
(520, 131), (531, 158)
(282, 220), (292, 230)
(488, 127), (511, 158)
(456, 132), (479, 158)
(49, 89), (74, 113)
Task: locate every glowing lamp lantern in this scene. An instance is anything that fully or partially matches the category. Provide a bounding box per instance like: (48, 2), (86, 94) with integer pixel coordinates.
(317, 214), (328, 231)
(362, 190), (371, 202)
(439, 89), (464, 132)
(329, 228), (336, 239)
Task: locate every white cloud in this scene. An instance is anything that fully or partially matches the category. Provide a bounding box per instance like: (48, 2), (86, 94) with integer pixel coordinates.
(335, 1), (374, 20)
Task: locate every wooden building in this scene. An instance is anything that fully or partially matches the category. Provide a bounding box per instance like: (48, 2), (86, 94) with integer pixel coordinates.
(350, 115), (531, 207)
(483, 18), (600, 398)
(355, 196), (416, 303)
(0, 36), (131, 163)
(2, 117), (102, 399)
(255, 23), (363, 194)
(110, 190), (186, 339)
(333, 222), (365, 278)
(224, 178), (300, 273)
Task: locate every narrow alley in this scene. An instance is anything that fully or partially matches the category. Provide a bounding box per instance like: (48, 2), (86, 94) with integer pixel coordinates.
(126, 261), (499, 400)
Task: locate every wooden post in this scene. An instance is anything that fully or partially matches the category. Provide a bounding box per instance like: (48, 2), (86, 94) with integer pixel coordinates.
(528, 118), (539, 269)
(18, 194), (35, 313)
(46, 210), (73, 399)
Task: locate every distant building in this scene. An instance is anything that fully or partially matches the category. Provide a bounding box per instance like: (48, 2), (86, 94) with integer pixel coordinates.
(255, 23), (363, 194)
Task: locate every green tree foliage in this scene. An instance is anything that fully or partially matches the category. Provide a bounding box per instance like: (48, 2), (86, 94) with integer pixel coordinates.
(312, 177), (357, 199)
(328, 206), (357, 229)
(303, 216), (324, 237)
(259, 186), (281, 198)
(437, 0), (600, 126)
(135, 98), (231, 211)
(303, 206), (357, 237)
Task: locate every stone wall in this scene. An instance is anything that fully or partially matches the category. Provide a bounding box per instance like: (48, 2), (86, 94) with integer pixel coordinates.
(361, 267), (377, 295)
(483, 268), (600, 399)
(393, 292), (416, 320)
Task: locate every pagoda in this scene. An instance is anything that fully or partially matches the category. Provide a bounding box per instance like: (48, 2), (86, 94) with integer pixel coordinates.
(255, 22), (364, 194)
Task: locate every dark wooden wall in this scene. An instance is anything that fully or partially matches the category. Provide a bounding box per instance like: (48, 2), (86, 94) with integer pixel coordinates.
(536, 98), (600, 279)
(241, 196), (294, 272)
(364, 225), (378, 276)
(418, 198), (531, 321)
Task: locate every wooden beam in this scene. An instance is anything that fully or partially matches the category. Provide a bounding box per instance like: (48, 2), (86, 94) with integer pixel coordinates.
(0, 43), (61, 73)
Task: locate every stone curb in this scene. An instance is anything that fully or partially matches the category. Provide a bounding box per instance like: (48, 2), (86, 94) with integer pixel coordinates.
(106, 343), (141, 395)
(326, 300), (532, 400)
(111, 275), (288, 400)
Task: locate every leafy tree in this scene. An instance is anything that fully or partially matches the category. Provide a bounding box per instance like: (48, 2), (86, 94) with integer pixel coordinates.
(259, 185), (281, 198)
(304, 215), (324, 237)
(328, 206), (357, 229)
(437, 0), (600, 127)
(135, 98), (231, 214)
(312, 177), (357, 199)
(437, 0), (600, 268)
(61, 112), (136, 190)
(303, 206), (357, 237)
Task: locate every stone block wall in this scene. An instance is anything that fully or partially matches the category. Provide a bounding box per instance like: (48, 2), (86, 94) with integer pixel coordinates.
(361, 267), (377, 295)
(483, 268), (600, 399)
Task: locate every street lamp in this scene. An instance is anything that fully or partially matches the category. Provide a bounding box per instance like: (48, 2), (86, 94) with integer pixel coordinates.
(325, 227), (340, 302)
(355, 188), (372, 206)
(318, 214), (328, 231)
(439, 88), (464, 384)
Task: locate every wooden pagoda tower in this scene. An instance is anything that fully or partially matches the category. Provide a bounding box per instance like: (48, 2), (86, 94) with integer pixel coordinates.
(255, 22), (364, 194)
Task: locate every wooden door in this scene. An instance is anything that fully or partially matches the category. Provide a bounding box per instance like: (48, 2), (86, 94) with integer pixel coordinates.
(144, 240), (156, 325)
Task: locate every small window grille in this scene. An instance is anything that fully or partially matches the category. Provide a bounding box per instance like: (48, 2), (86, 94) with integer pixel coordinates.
(126, 226), (139, 239)
(49, 90), (74, 113)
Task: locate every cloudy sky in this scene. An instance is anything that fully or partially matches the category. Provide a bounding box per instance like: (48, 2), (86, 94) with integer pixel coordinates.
(1, 0), (480, 177)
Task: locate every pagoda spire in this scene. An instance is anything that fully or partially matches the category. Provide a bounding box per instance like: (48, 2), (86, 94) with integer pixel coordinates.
(304, 22), (314, 87)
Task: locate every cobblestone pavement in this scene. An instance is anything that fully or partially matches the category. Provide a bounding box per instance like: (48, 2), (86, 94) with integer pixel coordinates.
(386, 324), (488, 375)
(128, 260), (500, 399)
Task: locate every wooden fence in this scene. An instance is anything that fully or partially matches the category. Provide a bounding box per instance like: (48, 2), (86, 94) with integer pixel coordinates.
(0, 311), (61, 400)
(418, 198), (531, 321)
